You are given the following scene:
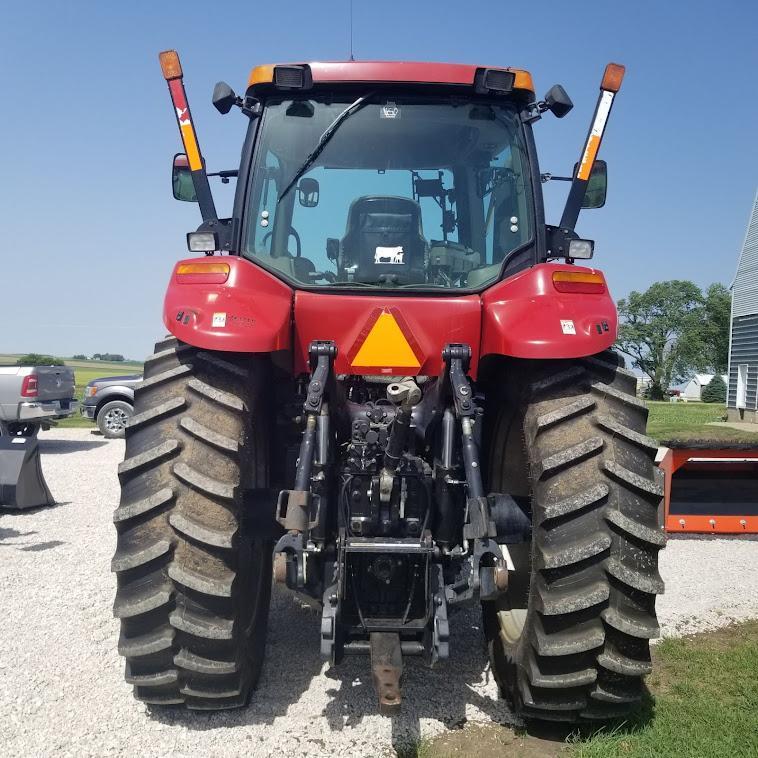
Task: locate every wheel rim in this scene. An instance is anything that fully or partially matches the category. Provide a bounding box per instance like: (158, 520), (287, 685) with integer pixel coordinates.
(104, 408), (128, 432)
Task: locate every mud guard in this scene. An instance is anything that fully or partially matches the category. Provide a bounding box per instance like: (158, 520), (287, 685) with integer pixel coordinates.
(163, 257), (293, 352)
(480, 263), (617, 360)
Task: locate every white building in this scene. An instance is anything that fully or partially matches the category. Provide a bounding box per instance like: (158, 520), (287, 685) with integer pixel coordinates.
(681, 374), (728, 401)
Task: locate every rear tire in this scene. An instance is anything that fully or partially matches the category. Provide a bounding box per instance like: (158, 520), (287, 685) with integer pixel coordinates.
(112, 337), (273, 710)
(483, 351), (665, 723)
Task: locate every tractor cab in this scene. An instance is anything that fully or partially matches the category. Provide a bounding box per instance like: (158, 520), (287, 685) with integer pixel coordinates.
(241, 83), (534, 291)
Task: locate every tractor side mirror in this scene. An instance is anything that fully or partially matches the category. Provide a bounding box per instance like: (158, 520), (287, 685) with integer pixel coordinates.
(172, 154), (197, 202)
(574, 159), (608, 209)
(212, 82), (238, 115)
(543, 85), (573, 118)
(298, 177), (320, 207)
(326, 237), (340, 262)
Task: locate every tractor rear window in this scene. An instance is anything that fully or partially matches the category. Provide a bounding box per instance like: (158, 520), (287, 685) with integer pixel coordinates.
(243, 95), (533, 290)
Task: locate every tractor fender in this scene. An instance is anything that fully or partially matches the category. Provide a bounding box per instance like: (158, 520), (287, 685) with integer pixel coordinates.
(163, 257), (293, 352)
(480, 263), (617, 360)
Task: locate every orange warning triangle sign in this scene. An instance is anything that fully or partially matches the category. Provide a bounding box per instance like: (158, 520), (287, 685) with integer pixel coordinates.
(351, 311), (421, 369)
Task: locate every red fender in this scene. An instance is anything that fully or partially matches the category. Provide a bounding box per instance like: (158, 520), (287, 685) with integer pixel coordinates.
(480, 263), (617, 360)
(163, 257), (293, 352)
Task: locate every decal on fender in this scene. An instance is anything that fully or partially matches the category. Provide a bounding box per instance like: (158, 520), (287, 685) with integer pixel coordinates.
(212, 312), (227, 328)
(560, 319), (576, 335)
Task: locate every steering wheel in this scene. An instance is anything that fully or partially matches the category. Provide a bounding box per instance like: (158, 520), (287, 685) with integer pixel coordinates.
(262, 227), (302, 257)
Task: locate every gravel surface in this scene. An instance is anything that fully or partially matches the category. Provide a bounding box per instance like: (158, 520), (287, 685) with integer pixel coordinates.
(2, 429), (757, 757)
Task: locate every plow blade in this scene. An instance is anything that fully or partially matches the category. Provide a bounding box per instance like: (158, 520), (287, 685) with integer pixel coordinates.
(0, 434), (54, 510)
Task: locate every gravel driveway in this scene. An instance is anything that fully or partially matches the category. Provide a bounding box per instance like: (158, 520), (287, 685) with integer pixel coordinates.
(2, 429), (757, 757)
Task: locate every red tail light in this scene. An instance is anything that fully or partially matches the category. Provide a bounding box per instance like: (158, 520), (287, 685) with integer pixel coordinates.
(552, 270), (606, 294)
(21, 375), (39, 397)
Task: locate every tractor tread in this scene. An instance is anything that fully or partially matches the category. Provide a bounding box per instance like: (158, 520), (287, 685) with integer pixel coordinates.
(605, 509), (667, 547)
(127, 397), (186, 432)
(113, 487), (174, 524)
(603, 460), (664, 497)
(602, 607), (660, 639)
(541, 483), (609, 521)
(125, 663), (179, 687)
(118, 439), (180, 478)
(536, 437), (604, 479)
(174, 648), (240, 675)
(606, 557), (665, 594)
(187, 378), (246, 412)
(196, 351), (250, 379)
(168, 563), (235, 598)
(118, 626), (175, 658)
(111, 537), (172, 573)
(590, 381), (648, 411)
(535, 396), (596, 431)
(179, 416), (240, 454)
(538, 531), (611, 569)
(169, 511), (236, 549)
(173, 462), (236, 501)
(534, 576), (609, 616)
(595, 414), (659, 453)
(136, 364), (192, 393)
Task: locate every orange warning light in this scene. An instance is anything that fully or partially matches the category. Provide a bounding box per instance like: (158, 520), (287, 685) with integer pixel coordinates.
(601, 63), (625, 93)
(351, 310), (421, 371)
(159, 50), (183, 80)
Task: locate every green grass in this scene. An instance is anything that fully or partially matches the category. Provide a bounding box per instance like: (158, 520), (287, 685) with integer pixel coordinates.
(0, 354), (143, 430)
(646, 400), (758, 444)
(571, 621), (758, 758)
(413, 622), (758, 758)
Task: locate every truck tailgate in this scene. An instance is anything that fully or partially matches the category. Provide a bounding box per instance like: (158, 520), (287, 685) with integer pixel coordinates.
(33, 367), (76, 401)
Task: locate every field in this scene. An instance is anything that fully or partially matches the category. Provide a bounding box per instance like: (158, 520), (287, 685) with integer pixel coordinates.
(0, 354), (143, 429)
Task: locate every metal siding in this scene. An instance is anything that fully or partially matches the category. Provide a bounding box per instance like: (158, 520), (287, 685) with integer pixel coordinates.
(727, 314), (758, 409)
(732, 192), (758, 318)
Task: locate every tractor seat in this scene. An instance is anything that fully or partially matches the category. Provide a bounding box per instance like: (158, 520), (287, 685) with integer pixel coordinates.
(341, 196), (426, 284)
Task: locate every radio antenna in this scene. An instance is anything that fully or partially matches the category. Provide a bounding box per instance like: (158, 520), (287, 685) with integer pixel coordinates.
(349, 0), (355, 61)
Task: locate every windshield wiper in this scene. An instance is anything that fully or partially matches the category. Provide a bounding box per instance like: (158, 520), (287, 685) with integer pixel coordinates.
(277, 92), (376, 204)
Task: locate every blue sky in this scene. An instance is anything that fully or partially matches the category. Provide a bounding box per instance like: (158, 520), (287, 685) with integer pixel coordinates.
(1, 1), (756, 360)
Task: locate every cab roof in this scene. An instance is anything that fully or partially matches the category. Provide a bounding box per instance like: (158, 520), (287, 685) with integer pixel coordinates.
(247, 61), (534, 96)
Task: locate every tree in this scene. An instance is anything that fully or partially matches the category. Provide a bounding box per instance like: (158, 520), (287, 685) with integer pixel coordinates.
(701, 373), (727, 403)
(701, 284), (731, 373)
(16, 353), (64, 366)
(72, 354), (88, 360)
(617, 281), (705, 400)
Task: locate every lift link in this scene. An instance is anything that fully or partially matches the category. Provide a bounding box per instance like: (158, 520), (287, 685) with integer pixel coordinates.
(442, 344), (506, 603)
(275, 341), (336, 589)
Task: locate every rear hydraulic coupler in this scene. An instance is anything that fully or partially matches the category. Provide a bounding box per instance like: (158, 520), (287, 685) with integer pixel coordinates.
(379, 379), (421, 503)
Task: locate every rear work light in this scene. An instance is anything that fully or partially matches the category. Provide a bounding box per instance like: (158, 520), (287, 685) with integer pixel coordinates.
(552, 270), (606, 294)
(21, 375), (39, 398)
(176, 261), (230, 284)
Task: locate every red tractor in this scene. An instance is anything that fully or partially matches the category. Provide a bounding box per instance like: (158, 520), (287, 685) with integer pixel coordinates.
(112, 52), (664, 723)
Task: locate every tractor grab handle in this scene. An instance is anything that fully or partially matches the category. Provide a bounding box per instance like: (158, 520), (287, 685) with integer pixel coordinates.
(559, 62), (625, 231)
(159, 50), (218, 223)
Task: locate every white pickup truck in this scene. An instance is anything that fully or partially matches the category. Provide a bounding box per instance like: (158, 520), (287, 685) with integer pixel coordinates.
(0, 365), (78, 436)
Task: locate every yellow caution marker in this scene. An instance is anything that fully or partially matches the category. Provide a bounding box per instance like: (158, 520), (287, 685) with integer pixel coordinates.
(351, 311), (421, 370)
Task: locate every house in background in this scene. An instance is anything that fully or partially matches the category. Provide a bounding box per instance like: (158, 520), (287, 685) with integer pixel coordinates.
(728, 190), (758, 422)
(681, 374), (728, 401)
